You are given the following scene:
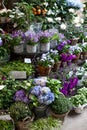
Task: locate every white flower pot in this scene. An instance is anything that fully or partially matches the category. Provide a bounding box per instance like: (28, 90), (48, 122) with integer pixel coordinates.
(14, 44), (24, 53)
(50, 40), (57, 49)
(26, 44), (37, 53)
(40, 42), (50, 52)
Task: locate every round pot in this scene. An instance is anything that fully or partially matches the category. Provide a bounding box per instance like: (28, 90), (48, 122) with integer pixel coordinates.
(40, 42), (50, 52)
(14, 44), (24, 54)
(26, 44), (37, 53)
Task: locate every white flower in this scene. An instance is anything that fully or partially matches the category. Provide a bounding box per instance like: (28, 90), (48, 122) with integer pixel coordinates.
(47, 17), (54, 23)
(43, 2), (48, 6)
(69, 8), (75, 13)
(80, 18), (84, 23)
(55, 17), (61, 21)
(60, 23), (67, 30)
(83, 4), (86, 8)
(75, 23), (81, 27)
(69, 71), (73, 77)
(47, 9), (52, 15)
(73, 17), (80, 24)
(0, 85), (5, 90)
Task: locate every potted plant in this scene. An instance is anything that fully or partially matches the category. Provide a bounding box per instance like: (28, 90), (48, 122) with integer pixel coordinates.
(25, 30), (39, 53)
(50, 94), (72, 120)
(81, 42), (87, 60)
(29, 85), (55, 118)
(49, 50), (61, 71)
(10, 102), (34, 130)
(10, 30), (25, 53)
(37, 53), (54, 76)
(38, 30), (51, 52)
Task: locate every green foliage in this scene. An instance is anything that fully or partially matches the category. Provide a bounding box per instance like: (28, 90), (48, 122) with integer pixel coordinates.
(0, 120), (14, 130)
(29, 117), (62, 130)
(70, 87), (87, 107)
(51, 94), (72, 114)
(47, 79), (62, 98)
(0, 60), (34, 76)
(0, 47), (9, 60)
(0, 78), (21, 109)
(10, 102), (33, 121)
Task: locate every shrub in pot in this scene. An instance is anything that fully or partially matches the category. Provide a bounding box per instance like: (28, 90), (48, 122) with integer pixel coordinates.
(50, 94), (72, 120)
(10, 102), (34, 130)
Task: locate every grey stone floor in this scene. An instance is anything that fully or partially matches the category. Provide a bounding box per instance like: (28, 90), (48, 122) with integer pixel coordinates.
(61, 108), (87, 130)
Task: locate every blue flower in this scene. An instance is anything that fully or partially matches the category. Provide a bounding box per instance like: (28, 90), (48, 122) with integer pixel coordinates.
(31, 85), (41, 96)
(66, 0), (83, 9)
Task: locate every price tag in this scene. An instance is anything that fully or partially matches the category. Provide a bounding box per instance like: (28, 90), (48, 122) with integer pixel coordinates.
(24, 58), (31, 63)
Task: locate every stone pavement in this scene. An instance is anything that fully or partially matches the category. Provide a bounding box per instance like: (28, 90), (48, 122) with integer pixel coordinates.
(61, 108), (87, 130)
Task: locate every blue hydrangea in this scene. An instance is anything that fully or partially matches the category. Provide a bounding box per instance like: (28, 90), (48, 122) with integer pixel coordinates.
(31, 85), (41, 96)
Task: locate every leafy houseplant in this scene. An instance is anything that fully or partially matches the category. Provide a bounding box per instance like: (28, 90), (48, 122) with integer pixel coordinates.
(50, 94), (72, 117)
(46, 79), (62, 98)
(0, 120), (14, 130)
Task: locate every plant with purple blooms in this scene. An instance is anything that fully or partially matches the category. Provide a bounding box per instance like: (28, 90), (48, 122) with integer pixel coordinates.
(61, 53), (76, 62)
(38, 30), (52, 44)
(25, 30), (39, 46)
(29, 85), (55, 107)
(60, 77), (78, 96)
(14, 89), (29, 103)
(10, 30), (25, 46)
(57, 40), (71, 53)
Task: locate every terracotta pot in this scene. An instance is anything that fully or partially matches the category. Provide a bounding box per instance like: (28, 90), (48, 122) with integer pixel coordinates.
(37, 65), (52, 76)
(53, 61), (61, 71)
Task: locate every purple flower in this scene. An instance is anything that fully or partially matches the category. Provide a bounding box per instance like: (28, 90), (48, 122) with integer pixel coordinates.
(61, 53), (76, 62)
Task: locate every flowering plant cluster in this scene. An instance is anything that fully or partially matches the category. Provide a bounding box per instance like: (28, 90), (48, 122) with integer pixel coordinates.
(37, 53), (54, 67)
(25, 30), (39, 45)
(57, 40), (71, 53)
(49, 49), (60, 62)
(0, 8), (11, 17)
(38, 30), (52, 43)
(61, 53), (76, 62)
(69, 44), (82, 54)
(60, 77), (78, 96)
(10, 30), (25, 46)
(30, 85), (55, 106)
(13, 89), (29, 103)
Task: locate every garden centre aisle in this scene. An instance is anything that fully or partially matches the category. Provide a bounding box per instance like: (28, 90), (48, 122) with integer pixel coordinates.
(61, 108), (87, 130)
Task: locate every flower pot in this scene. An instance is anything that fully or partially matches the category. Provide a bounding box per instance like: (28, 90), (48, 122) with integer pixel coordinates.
(14, 44), (24, 54)
(81, 52), (87, 60)
(15, 116), (34, 130)
(53, 61), (61, 71)
(34, 105), (47, 118)
(50, 40), (57, 49)
(40, 42), (50, 52)
(70, 38), (79, 45)
(50, 110), (69, 120)
(26, 44), (37, 53)
(37, 65), (52, 76)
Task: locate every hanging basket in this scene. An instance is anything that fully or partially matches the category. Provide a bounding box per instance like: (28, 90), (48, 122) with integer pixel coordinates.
(37, 65), (52, 76)
(40, 42), (50, 52)
(26, 44), (37, 53)
(14, 44), (24, 54)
